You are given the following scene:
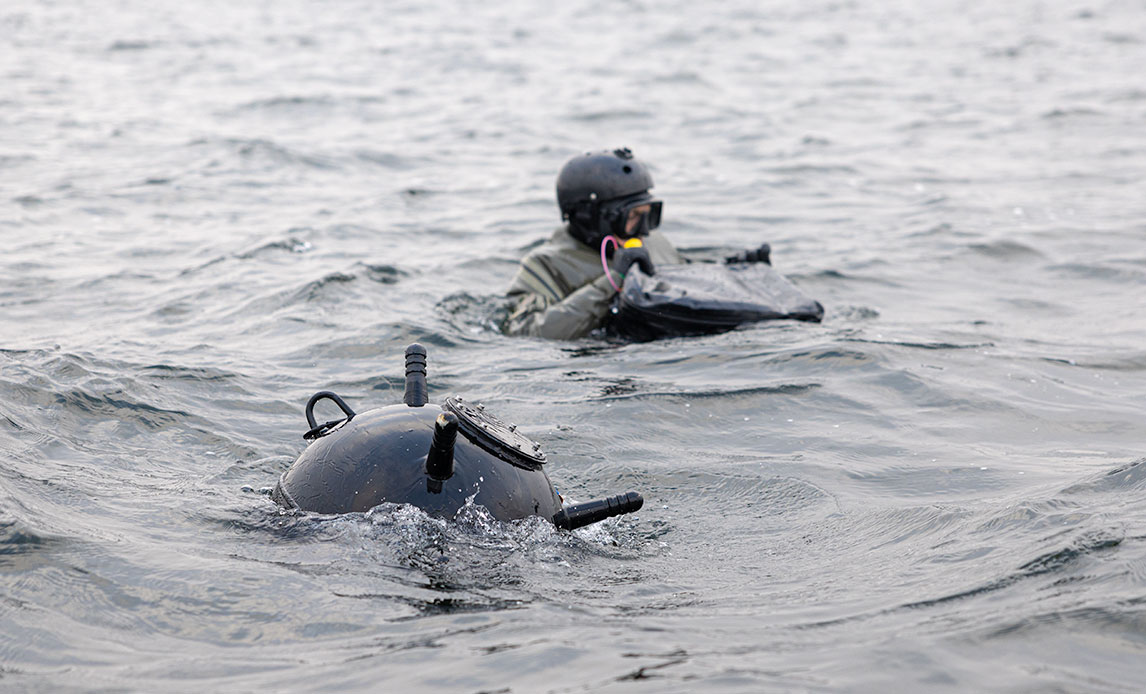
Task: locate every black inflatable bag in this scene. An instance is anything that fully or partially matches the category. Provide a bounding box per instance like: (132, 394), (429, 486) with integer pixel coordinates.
(610, 262), (823, 341)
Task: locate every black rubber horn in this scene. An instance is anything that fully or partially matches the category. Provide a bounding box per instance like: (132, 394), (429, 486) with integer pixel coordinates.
(552, 491), (644, 531)
(425, 412), (458, 481)
(404, 343), (428, 407)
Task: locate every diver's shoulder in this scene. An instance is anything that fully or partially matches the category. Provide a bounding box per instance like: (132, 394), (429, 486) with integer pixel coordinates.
(523, 225), (583, 261)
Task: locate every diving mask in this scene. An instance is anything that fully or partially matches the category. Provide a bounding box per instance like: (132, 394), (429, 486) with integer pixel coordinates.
(599, 194), (662, 239)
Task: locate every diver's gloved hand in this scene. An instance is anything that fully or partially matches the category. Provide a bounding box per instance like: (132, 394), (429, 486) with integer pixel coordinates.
(725, 243), (772, 265)
(615, 245), (655, 277)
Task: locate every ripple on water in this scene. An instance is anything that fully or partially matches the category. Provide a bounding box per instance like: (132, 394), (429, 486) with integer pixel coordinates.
(1049, 261), (1146, 284)
(0, 519), (54, 561)
(234, 236), (314, 260)
(964, 239), (1045, 260)
(1059, 458), (1146, 496)
(188, 137), (342, 174)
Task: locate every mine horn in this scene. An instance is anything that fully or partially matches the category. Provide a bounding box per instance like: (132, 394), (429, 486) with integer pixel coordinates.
(552, 491), (644, 530)
(425, 412), (458, 484)
(403, 343), (428, 407)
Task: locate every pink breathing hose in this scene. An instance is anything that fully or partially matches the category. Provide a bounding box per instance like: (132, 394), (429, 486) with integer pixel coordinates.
(600, 235), (624, 292)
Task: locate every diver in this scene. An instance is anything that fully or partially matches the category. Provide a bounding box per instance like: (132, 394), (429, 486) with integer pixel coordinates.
(504, 147), (773, 340)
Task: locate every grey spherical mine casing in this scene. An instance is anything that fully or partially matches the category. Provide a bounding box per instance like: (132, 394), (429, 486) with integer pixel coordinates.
(272, 401), (562, 522)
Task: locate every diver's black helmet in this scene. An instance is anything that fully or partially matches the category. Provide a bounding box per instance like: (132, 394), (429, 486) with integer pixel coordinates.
(556, 148), (663, 249)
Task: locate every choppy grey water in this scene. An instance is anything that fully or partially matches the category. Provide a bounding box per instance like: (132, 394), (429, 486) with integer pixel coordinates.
(3, 0), (1146, 691)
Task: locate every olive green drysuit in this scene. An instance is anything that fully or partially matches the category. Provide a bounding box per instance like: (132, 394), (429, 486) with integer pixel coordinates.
(504, 225), (683, 340)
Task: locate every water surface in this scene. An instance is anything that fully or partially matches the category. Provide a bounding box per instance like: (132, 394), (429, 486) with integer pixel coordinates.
(3, 0), (1146, 691)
